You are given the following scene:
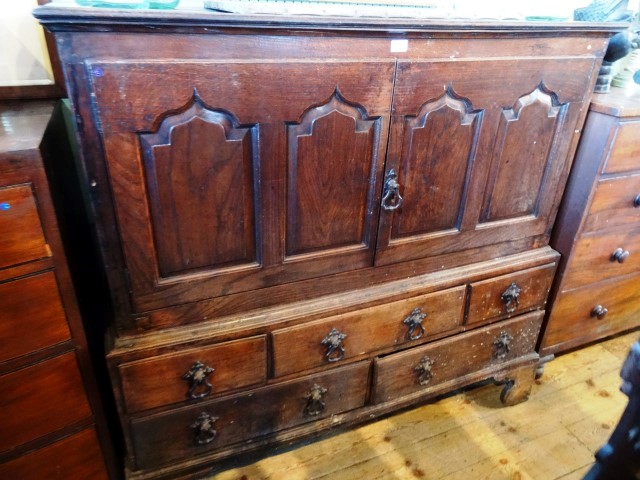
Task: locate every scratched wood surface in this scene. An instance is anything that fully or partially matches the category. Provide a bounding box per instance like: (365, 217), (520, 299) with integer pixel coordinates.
(207, 331), (638, 480)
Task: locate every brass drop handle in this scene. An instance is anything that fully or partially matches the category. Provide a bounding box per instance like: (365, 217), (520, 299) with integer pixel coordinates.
(414, 356), (435, 386)
(403, 307), (427, 341)
(190, 411), (218, 445)
(321, 328), (347, 363)
(381, 169), (403, 211)
(634, 194), (640, 208)
(591, 305), (608, 320)
(500, 282), (522, 313)
(183, 361), (215, 400)
(611, 248), (630, 263)
(304, 384), (328, 416)
(493, 331), (513, 360)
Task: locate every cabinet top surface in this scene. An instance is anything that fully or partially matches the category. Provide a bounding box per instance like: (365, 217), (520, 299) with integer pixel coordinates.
(34, 4), (626, 34)
(590, 86), (640, 117)
(0, 101), (54, 155)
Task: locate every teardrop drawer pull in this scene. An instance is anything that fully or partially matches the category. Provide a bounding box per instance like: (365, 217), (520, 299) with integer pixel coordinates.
(190, 411), (218, 445)
(500, 282), (522, 313)
(611, 248), (630, 263)
(381, 169), (403, 211)
(493, 331), (513, 360)
(403, 307), (427, 341)
(634, 194), (640, 208)
(591, 305), (608, 320)
(321, 328), (347, 363)
(182, 361), (215, 400)
(414, 356), (435, 386)
(304, 384), (328, 416)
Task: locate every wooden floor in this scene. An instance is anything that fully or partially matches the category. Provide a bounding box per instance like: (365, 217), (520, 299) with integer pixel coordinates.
(208, 331), (639, 480)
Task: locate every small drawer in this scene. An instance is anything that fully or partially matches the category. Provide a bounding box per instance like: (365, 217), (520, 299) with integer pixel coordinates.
(118, 336), (267, 414)
(0, 272), (71, 363)
(467, 264), (555, 326)
(602, 120), (640, 175)
(0, 184), (50, 270)
(271, 286), (466, 378)
(372, 311), (543, 404)
(0, 352), (92, 453)
(564, 227), (640, 290)
(130, 361), (370, 470)
(542, 273), (640, 352)
(584, 174), (640, 233)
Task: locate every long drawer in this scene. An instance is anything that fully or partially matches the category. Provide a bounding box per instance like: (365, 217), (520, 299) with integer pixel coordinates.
(130, 361), (370, 470)
(584, 174), (640, 233)
(372, 311), (543, 404)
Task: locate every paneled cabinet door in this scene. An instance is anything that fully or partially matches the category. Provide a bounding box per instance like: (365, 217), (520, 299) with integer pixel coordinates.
(375, 57), (598, 266)
(87, 60), (394, 311)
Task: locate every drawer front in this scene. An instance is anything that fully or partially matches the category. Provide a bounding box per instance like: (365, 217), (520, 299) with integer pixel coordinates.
(584, 174), (640, 233)
(119, 336), (267, 413)
(0, 272), (71, 363)
(467, 264), (555, 326)
(0, 352), (92, 453)
(373, 312), (543, 404)
(131, 361), (370, 470)
(271, 286), (466, 377)
(564, 227), (640, 290)
(0, 184), (50, 270)
(543, 273), (640, 352)
(602, 120), (640, 175)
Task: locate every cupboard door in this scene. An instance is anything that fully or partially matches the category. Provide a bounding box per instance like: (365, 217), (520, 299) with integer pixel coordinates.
(376, 57), (598, 266)
(87, 59), (393, 311)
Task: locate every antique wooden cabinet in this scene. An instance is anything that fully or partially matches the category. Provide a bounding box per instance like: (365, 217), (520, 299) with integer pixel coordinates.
(540, 87), (640, 356)
(35, 6), (619, 479)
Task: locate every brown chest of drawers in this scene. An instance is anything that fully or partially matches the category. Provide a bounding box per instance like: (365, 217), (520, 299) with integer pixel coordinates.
(540, 87), (640, 356)
(35, 6), (620, 479)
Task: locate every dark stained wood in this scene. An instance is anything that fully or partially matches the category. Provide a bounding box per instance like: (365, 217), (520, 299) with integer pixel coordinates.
(372, 311), (543, 403)
(130, 361), (370, 470)
(467, 263), (556, 325)
(0, 184), (50, 269)
(602, 120), (640, 174)
(0, 352), (92, 453)
(585, 175), (640, 233)
(271, 286), (465, 377)
(0, 427), (108, 480)
(0, 272), (70, 363)
(119, 336), (267, 413)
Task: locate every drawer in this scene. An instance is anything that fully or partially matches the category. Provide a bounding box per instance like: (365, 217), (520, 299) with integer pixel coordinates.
(0, 272), (71, 363)
(564, 227), (640, 290)
(467, 264), (555, 326)
(271, 286), (466, 377)
(130, 361), (370, 470)
(119, 336), (267, 413)
(0, 352), (92, 453)
(542, 273), (640, 352)
(372, 311), (543, 404)
(0, 184), (50, 270)
(584, 174), (640, 233)
(602, 120), (640, 175)
(0, 427), (108, 480)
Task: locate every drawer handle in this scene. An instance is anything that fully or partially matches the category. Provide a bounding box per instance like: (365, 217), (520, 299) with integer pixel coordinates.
(381, 169), (403, 211)
(403, 307), (427, 341)
(414, 356), (435, 386)
(493, 331), (513, 360)
(591, 305), (609, 320)
(500, 282), (522, 313)
(611, 248), (630, 263)
(634, 194), (640, 208)
(304, 384), (328, 416)
(321, 328), (347, 363)
(190, 411), (219, 445)
(182, 361), (215, 400)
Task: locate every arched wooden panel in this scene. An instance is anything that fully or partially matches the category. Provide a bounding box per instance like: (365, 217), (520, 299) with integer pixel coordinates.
(139, 92), (260, 278)
(392, 88), (482, 239)
(481, 84), (567, 222)
(286, 90), (381, 257)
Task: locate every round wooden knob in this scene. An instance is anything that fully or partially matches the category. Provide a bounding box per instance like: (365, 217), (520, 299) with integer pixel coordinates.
(591, 305), (608, 320)
(611, 248), (630, 263)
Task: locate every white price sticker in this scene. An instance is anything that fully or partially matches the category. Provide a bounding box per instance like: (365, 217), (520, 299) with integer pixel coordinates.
(390, 39), (408, 53)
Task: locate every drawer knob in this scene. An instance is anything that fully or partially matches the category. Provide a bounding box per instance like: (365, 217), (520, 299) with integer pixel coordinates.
(591, 305), (609, 320)
(634, 194), (640, 208)
(500, 282), (522, 313)
(403, 307), (427, 341)
(611, 248), (630, 263)
(190, 411), (219, 445)
(182, 361), (215, 400)
(414, 356), (435, 386)
(493, 331), (513, 360)
(381, 169), (403, 211)
(304, 384), (328, 416)
(321, 328), (347, 363)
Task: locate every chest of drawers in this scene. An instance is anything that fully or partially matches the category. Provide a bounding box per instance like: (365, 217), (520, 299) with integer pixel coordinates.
(35, 6), (619, 479)
(541, 87), (640, 356)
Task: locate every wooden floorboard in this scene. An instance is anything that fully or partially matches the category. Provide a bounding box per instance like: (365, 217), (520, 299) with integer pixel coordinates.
(207, 331), (639, 480)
